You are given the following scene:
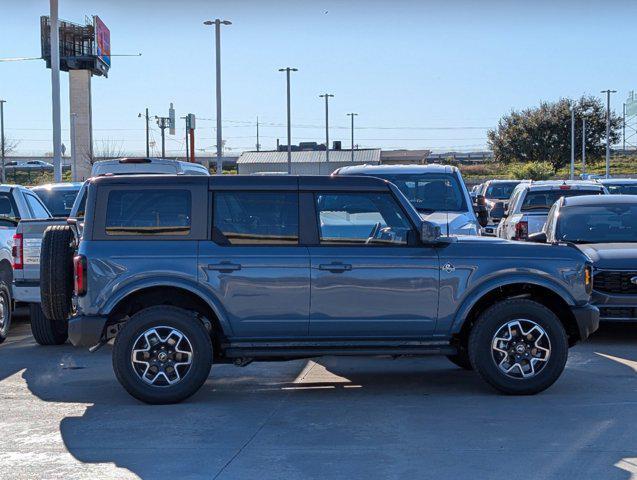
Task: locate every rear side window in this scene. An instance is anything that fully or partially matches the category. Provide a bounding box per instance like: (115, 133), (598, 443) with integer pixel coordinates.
(105, 189), (191, 236)
(213, 191), (298, 245)
(24, 192), (51, 218)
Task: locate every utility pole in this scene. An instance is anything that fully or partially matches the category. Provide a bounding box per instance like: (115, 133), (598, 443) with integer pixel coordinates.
(623, 103), (626, 153)
(204, 19), (231, 175)
(50, 0), (62, 182)
(319, 94), (334, 174)
(570, 106), (575, 180)
(256, 116), (260, 151)
(582, 118), (587, 175)
(180, 115), (188, 160)
(347, 113), (358, 162)
(279, 67), (298, 174)
(138, 108), (150, 157)
(155, 116), (170, 158)
(601, 89), (617, 178)
(0, 99), (5, 183)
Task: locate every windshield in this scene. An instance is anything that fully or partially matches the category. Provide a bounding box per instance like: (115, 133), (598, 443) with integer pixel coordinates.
(365, 173), (468, 213)
(485, 182), (520, 200)
(32, 187), (81, 217)
(557, 204), (637, 243)
(521, 189), (603, 212)
(604, 183), (637, 195)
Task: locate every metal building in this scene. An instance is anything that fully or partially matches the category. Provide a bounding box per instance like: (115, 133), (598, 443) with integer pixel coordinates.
(237, 149), (381, 175)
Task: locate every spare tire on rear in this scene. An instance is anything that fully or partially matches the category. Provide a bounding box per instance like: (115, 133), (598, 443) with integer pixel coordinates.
(40, 225), (75, 322)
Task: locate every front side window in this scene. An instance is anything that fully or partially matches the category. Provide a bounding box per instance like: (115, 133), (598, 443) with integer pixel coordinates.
(315, 192), (412, 245)
(105, 189), (191, 236)
(521, 189), (603, 212)
(556, 204), (637, 243)
(25, 193), (51, 218)
(213, 191), (299, 245)
(361, 173), (467, 214)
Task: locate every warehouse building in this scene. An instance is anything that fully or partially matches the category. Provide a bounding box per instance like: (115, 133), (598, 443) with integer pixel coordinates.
(237, 148), (381, 175)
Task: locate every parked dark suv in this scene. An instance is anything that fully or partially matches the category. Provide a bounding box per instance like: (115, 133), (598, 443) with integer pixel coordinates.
(46, 175), (598, 404)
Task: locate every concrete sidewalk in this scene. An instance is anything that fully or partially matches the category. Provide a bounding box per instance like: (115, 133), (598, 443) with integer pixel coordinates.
(1, 317), (636, 480)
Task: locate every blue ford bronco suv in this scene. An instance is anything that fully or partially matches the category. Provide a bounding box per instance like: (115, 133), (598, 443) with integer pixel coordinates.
(48, 174), (599, 404)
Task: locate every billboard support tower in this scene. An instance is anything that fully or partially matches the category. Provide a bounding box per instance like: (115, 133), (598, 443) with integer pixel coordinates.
(624, 91), (637, 153)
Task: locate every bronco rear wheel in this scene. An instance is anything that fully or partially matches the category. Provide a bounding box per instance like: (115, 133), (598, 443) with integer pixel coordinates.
(113, 306), (213, 404)
(468, 298), (568, 395)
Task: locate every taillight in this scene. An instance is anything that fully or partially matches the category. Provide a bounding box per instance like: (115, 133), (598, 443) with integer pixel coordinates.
(74, 255), (87, 296)
(514, 221), (529, 240)
(12, 233), (23, 269)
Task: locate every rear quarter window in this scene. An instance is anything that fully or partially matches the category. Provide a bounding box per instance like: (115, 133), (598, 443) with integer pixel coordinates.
(105, 189), (191, 236)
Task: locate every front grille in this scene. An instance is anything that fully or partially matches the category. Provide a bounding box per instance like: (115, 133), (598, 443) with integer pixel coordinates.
(594, 270), (637, 295)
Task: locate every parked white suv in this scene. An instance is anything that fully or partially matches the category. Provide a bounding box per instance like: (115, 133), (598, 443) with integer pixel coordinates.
(498, 181), (607, 240)
(333, 164), (484, 235)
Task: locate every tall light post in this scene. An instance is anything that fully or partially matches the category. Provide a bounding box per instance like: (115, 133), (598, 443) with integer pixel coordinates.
(279, 67), (297, 174)
(0, 99), (5, 183)
(319, 93), (334, 174)
(601, 89), (617, 178)
(623, 102), (626, 152)
(582, 117), (587, 175)
(50, 0), (62, 182)
(347, 113), (358, 162)
(204, 19), (231, 175)
(570, 105), (575, 180)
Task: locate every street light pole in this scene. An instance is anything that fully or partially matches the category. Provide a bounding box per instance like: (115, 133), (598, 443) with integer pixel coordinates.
(570, 106), (575, 180)
(347, 113), (358, 162)
(155, 116), (170, 158)
(582, 117), (587, 175)
(50, 0), (62, 182)
(623, 102), (626, 152)
(279, 67), (298, 174)
(319, 93), (334, 174)
(204, 19), (231, 175)
(0, 99), (5, 183)
(601, 89), (617, 178)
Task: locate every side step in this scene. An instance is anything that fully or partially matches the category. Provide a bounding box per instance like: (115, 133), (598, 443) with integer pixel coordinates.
(222, 339), (456, 359)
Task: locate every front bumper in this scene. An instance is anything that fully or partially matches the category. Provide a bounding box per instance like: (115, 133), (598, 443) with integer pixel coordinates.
(570, 304), (600, 341)
(68, 314), (108, 347)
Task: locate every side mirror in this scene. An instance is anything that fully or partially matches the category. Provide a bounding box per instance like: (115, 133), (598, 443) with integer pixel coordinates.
(528, 232), (547, 243)
(474, 204), (489, 228)
(420, 220), (441, 243)
(476, 195), (486, 207)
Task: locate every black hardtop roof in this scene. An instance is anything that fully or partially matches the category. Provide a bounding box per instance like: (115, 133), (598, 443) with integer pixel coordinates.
(562, 194), (637, 207)
(90, 174), (392, 191)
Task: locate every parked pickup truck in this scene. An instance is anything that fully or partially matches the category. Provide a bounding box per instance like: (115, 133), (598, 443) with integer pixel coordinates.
(42, 174), (600, 404)
(0, 185), (53, 343)
(22, 158), (212, 346)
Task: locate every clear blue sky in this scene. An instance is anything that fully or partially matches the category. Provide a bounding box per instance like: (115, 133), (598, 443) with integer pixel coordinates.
(1, 0), (636, 156)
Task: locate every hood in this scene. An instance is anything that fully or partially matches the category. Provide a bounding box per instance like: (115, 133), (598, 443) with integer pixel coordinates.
(419, 211), (477, 235)
(575, 243), (637, 270)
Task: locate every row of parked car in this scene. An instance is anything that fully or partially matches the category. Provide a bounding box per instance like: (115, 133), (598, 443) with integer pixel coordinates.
(0, 159), (633, 405)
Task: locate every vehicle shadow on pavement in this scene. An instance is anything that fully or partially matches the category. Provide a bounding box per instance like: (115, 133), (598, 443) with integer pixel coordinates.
(2, 319), (637, 479)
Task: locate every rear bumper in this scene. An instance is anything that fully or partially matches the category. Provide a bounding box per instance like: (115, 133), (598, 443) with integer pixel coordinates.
(68, 314), (108, 347)
(570, 304), (600, 341)
(12, 282), (40, 303)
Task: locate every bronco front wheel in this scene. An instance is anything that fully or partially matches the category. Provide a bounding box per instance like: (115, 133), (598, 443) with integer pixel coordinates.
(468, 299), (568, 395)
(113, 306), (213, 404)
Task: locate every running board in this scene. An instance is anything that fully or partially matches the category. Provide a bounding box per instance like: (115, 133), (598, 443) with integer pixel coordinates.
(222, 339), (455, 358)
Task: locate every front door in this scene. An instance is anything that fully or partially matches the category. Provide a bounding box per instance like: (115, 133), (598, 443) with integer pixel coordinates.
(308, 191), (440, 337)
(198, 190), (310, 338)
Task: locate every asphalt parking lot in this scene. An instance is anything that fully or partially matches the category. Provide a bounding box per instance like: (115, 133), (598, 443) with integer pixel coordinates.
(1, 316), (637, 480)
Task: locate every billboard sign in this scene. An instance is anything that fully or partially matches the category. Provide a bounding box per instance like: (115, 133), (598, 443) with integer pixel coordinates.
(627, 91), (637, 117)
(93, 16), (111, 69)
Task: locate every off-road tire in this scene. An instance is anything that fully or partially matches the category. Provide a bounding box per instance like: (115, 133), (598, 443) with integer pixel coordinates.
(30, 302), (68, 345)
(40, 225), (74, 321)
(468, 298), (568, 395)
(0, 281), (12, 344)
(113, 306), (213, 404)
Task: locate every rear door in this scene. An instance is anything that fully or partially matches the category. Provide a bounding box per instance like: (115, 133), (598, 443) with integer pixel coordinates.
(198, 181), (310, 338)
(306, 188), (439, 337)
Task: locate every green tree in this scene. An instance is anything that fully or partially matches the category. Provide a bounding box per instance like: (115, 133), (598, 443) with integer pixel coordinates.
(487, 96), (622, 171)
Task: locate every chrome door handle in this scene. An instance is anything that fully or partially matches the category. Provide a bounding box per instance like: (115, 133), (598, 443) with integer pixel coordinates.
(318, 262), (352, 273)
(207, 262), (241, 273)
